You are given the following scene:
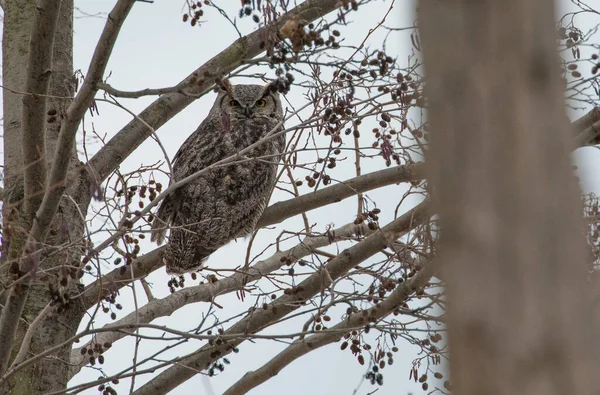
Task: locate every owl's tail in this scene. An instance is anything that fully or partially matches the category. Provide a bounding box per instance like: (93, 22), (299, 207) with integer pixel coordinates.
(164, 243), (214, 275)
(150, 194), (175, 245)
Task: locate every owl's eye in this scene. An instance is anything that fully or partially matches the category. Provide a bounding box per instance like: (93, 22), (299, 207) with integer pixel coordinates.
(229, 99), (240, 107)
(255, 99), (266, 107)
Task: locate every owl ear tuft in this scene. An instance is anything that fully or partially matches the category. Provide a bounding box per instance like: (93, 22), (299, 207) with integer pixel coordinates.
(216, 78), (234, 97)
(261, 81), (280, 97)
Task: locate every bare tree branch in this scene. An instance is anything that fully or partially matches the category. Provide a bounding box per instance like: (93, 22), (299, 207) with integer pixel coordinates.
(69, 221), (376, 378)
(97, 81), (187, 98)
(131, 201), (431, 394)
(573, 106), (600, 135)
(223, 258), (437, 395)
(0, 0), (62, 375)
(87, 0), (345, 183)
(29, 0), (136, 243)
(80, 248), (163, 310)
(258, 162), (425, 227)
(81, 164), (426, 308)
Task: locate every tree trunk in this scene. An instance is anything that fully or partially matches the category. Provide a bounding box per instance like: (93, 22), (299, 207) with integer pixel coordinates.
(1, 0), (91, 392)
(420, 1), (600, 394)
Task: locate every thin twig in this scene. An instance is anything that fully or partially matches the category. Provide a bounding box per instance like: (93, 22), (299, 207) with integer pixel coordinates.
(97, 82), (187, 98)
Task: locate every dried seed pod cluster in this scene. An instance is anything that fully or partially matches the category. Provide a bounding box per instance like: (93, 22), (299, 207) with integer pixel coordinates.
(339, 328), (400, 375)
(354, 207), (381, 230)
(79, 341), (112, 375)
(92, 363), (119, 394)
(408, 344), (447, 392)
(167, 275), (186, 294)
(204, 331), (239, 377)
(238, 0), (260, 22)
(207, 358), (228, 377)
(365, 364), (384, 386)
(111, 176), (163, 274)
(46, 255), (93, 313)
(182, 0), (209, 27)
(97, 384), (117, 395)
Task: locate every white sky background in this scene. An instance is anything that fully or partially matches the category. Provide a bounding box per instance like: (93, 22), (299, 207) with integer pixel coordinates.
(1, 0), (596, 394)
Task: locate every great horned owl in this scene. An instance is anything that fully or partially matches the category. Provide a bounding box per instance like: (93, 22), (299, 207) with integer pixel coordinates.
(151, 81), (285, 274)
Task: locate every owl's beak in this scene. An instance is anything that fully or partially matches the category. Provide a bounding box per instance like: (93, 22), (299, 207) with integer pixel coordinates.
(244, 106), (253, 118)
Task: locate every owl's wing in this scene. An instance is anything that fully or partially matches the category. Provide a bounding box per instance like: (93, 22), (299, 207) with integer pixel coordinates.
(150, 187), (181, 245)
(151, 118), (217, 245)
(171, 115), (220, 169)
(150, 138), (190, 245)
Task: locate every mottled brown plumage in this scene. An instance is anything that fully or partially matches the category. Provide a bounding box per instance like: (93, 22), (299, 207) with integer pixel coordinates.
(151, 83), (285, 274)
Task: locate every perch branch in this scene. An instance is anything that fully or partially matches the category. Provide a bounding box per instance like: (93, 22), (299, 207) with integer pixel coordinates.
(69, 221), (375, 377)
(130, 201), (430, 395)
(81, 163), (426, 309)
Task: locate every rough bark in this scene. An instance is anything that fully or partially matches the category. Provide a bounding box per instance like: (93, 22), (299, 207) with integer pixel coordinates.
(420, 1), (600, 394)
(1, 0), (34, 264)
(0, 0), (64, 379)
(19, 1), (94, 392)
(0, 0), (92, 392)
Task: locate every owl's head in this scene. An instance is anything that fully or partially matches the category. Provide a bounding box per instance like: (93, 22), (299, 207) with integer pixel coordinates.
(215, 81), (283, 122)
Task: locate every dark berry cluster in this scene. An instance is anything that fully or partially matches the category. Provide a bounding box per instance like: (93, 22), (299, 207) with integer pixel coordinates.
(182, 1), (209, 27)
(365, 364), (384, 386)
(95, 374), (119, 395)
(238, 0), (261, 23)
(354, 208), (381, 230)
(80, 341), (112, 368)
(167, 275), (186, 293)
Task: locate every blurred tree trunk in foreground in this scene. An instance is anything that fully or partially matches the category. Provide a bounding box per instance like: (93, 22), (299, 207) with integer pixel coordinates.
(420, 1), (600, 394)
